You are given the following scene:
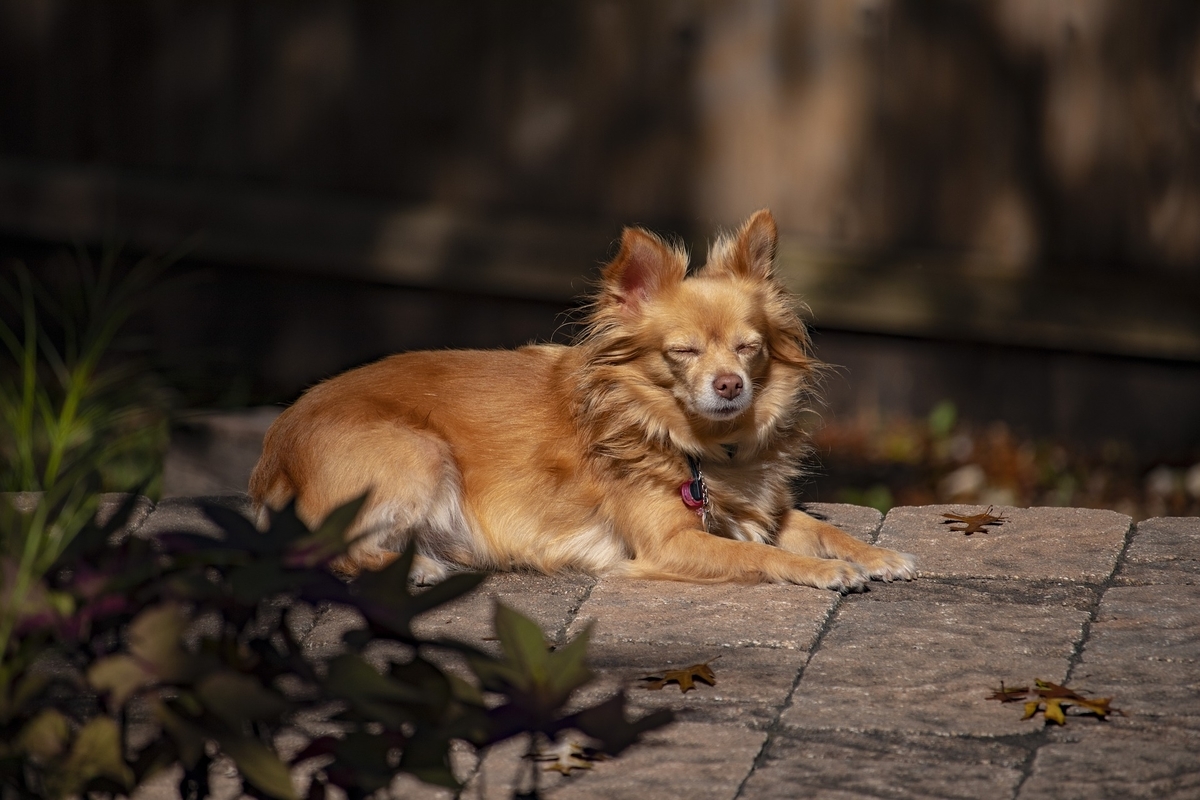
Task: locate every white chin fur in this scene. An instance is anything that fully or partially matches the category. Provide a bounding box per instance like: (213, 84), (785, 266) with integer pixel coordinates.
(695, 393), (752, 421)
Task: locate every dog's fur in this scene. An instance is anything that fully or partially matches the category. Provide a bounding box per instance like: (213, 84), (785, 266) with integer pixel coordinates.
(249, 210), (916, 590)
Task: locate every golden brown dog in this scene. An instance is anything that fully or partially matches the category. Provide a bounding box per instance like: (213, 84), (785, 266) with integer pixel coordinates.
(249, 210), (916, 590)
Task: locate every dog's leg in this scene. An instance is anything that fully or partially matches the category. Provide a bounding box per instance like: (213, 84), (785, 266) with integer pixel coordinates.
(776, 510), (917, 582)
(623, 525), (870, 591)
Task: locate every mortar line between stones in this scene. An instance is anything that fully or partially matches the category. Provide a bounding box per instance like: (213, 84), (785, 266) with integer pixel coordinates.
(731, 507), (891, 797)
(551, 575), (598, 646)
(125, 495), (157, 537)
(730, 591), (850, 800)
(1008, 516), (1139, 800)
(730, 505), (891, 798)
(1063, 517), (1137, 684)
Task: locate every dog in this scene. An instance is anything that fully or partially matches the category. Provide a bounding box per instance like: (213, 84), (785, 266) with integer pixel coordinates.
(249, 210), (916, 591)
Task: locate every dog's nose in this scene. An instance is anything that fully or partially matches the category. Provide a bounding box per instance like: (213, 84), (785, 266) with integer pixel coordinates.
(712, 373), (743, 400)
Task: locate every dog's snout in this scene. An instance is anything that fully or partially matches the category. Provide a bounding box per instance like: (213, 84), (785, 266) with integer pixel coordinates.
(713, 373), (744, 400)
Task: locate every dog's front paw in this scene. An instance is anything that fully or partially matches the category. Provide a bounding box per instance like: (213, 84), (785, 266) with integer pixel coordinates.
(859, 548), (918, 582)
(813, 559), (870, 593)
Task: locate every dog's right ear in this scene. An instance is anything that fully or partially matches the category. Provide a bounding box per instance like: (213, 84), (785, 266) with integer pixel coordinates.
(601, 228), (686, 311)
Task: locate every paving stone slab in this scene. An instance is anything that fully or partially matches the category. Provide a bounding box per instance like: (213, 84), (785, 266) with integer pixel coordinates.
(1018, 725), (1200, 799)
(799, 502), (885, 541)
(876, 505), (1131, 582)
(568, 579), (838, 650)
(137, 494), (256, 538)
(300, 604), (367, 658)
(412, 571), (594, 645)
(563, 505), (881, 650)
(544, 722), (765, 800)
(740, 729), (1027, 800)
(456, 723), (766, 800)
(846, 576), (1097, 611)
(783, 590), (1090, 736)
(571, 641), (809, 729)
(1117, 516), (1200, 585)
(1070, 583), (1200, 724)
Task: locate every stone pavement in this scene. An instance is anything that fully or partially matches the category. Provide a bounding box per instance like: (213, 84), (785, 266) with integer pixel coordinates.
(110, 496), (1200, 799)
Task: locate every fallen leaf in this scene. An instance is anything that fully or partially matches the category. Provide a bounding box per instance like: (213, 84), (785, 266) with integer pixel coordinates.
(640, 658), (719, 694)
(1032, 679), (1119, 720)
(532, 739), (607, 775)
(1006, 678), (1121, 724)
(941, 506), (1007, 535)
(986, 681), (1029, 703)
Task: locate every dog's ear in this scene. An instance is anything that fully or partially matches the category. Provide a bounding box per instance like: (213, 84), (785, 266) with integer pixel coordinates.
(602, 227), (686, 310)
(704, 209), (778, 279)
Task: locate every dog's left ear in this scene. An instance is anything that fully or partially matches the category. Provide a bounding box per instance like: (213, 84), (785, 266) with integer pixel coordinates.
(705, 209), (778, 279)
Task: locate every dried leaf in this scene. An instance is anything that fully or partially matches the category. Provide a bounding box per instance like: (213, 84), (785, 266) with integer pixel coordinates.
(640, 658), (719, 694)
(1033, 679), (1119, 720)
(941, 506), (1007, 535)
(532, 739), (607, 775)
(1005, 678), (1121, 724)
(986, 681), (1029, 703)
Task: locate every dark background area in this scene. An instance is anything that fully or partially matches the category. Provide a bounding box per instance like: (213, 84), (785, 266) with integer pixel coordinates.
(2, 1), (1199, 505)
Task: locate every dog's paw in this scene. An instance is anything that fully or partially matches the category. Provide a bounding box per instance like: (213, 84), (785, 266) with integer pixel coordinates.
(860, 548), (918, 582)
(410, 554), (450, 586)
(812, 559), (870, 593)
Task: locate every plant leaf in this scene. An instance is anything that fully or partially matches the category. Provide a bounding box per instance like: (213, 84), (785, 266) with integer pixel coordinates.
(17, 708), (71, 761)
(195, 671), (288, 728)
(56, 717), (134, 796)
(87, 603), (192, 709)
(324, 653), (429, 729)
(287, 494), (365, 568)
(218, 734), (297, 800)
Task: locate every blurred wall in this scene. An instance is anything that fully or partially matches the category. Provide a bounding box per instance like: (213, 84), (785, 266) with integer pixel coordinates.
(3, 0), (1200, 273)
(2, 0), (1199, 458)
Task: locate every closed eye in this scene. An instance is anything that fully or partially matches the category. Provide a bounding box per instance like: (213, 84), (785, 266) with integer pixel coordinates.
(736, 342), (762, 355)
(666, 346), (700, 357)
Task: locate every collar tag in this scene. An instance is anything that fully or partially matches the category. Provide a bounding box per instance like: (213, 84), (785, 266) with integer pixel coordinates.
(681, 455), (710, 528)
(681, 479), (706, 511)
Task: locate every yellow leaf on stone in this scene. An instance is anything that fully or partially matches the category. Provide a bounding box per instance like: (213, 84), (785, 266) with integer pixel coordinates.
(1043, 698), (1066, 725)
